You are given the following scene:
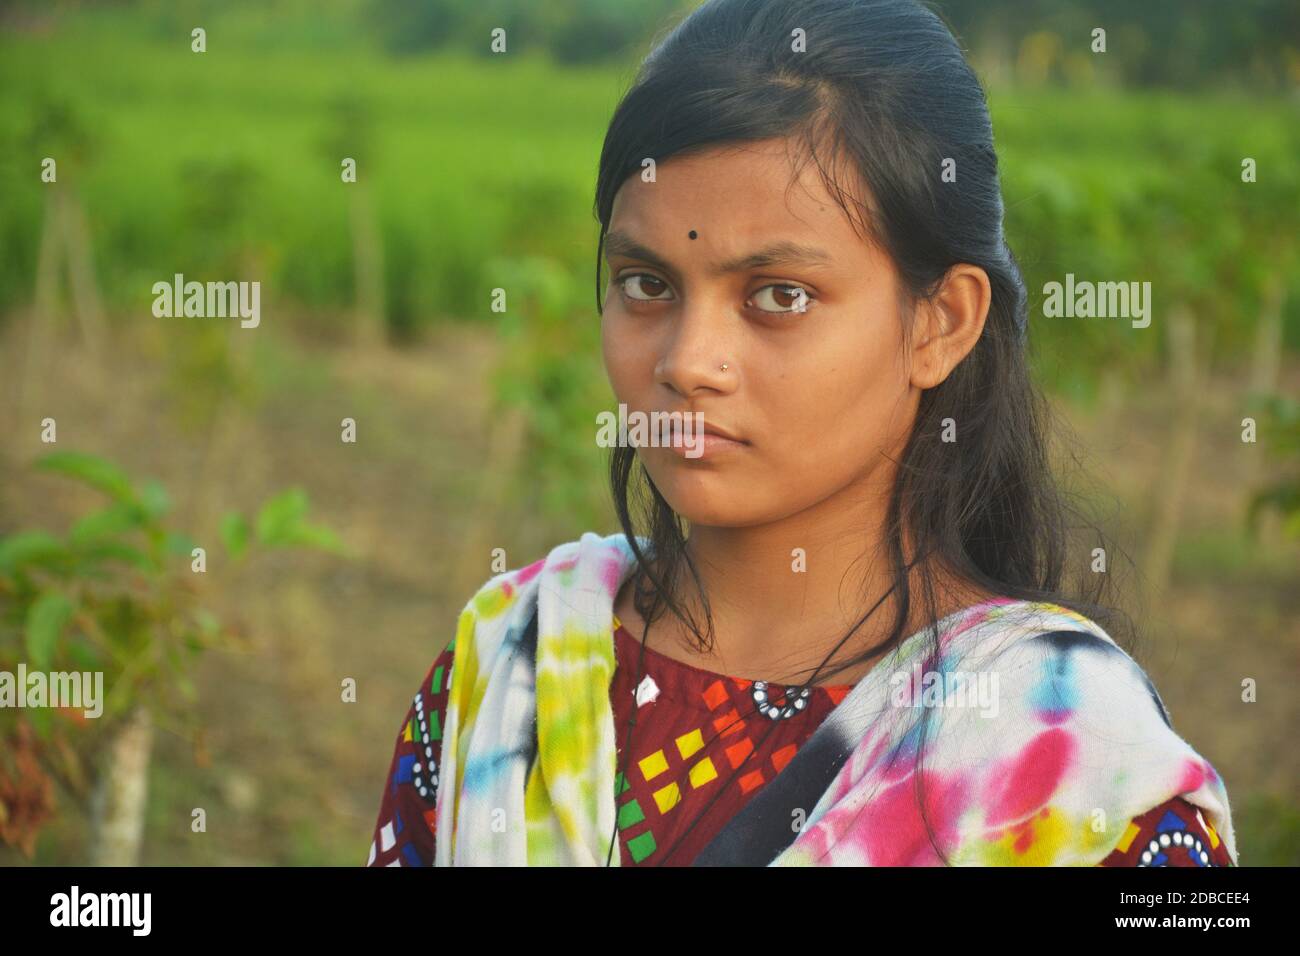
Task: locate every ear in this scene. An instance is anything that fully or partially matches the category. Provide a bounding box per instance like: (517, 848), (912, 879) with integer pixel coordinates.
(908, 264), (992, 390)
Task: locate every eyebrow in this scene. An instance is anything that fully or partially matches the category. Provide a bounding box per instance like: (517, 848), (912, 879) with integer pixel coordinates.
(602, 229), (835, 275)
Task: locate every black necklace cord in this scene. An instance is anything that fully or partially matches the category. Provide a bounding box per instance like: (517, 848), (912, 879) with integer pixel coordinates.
(653, 580), (901, 866)
(605, 544), (933, 867)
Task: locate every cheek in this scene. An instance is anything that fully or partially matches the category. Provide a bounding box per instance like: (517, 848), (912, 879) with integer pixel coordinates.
(761, 317), (912, 481)
(601, 313), (645, 400)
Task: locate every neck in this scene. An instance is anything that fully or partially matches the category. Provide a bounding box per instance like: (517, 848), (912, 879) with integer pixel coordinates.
(626, 459), (991, 687)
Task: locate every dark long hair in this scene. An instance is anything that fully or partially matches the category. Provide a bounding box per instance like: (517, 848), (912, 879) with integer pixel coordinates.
(592, 0), (1132, 863)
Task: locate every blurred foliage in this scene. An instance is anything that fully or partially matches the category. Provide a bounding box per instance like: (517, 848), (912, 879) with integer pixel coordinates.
(1236, 791), (1300, 866)
(1247, 396), (1300, 539)
(372, 0), (688, 63)
(0, 2), (1294, 329)
(0, 3), (1297, 529)
(0, 451), (345, 856)
(937, 0), (1300, 91)
(491, 255), (610, 526)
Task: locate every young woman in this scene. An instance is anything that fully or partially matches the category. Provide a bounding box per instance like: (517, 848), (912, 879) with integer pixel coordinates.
(368, 0), (1237, 866)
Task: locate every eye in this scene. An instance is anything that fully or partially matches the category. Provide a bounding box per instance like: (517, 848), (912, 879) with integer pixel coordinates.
(750, 284), (814, 314)
(619, 273), (674, 301)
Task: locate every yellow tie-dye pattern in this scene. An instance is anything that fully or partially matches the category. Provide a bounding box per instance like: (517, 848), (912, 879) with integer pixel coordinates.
(976, 805), (1074, 865)
(472, 584), (512, 619)
(533, 617), (621, 864)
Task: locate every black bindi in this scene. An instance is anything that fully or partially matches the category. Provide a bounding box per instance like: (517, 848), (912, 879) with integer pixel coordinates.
(688, 229), (698, 240)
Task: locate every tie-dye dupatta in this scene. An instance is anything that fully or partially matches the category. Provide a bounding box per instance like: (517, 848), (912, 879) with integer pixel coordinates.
(435, 531), (628, 865)
(434, 531), (1238, 866)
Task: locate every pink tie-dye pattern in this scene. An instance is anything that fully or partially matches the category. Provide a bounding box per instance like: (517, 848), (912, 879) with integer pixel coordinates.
(598, 556), (623, 596)
(515, 558), (545, 587)
(983, 727), (1075, 827)
(1178, 759), (1207, 793)
(856, 770), (971, 865)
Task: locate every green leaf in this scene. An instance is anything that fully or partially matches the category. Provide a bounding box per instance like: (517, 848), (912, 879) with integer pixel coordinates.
(284, 523), (346, 554)
(70, 501), (147, 542)
(165, 530), (197, 555)
(35, 451), (138, 503)
(250, 488), (347, 554)
(220, 512), (250, 561)
(25, 591), (75, 672)
(0, 531), (68, 574)
(67, 641), (103, 671)
(76, 539), (158, 572)
(253, 489), (343, 553)
(254, 488), (309, 545)
(139, 481), (172, 520)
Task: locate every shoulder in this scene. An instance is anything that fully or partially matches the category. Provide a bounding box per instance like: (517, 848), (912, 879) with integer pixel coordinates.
(945, 600), (1158, 705)
(924, 600), (1235, 864)
(931, 598), (1175, 742)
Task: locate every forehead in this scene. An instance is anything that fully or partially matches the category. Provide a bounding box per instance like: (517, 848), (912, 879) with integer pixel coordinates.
(608, 137), (875, 261)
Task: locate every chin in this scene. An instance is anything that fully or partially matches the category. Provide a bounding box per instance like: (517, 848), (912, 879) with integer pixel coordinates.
(649, 473), (757, 527)
(649, 474), (791, 529)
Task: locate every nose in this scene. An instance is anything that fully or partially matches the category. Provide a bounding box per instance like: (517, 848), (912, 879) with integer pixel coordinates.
(654, 300), (739, 399)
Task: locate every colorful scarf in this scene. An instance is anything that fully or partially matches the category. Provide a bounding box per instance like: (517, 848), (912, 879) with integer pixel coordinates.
(434, 531), (1237, 866)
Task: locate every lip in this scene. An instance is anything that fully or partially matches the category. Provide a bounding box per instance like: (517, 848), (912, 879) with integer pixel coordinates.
(663, 415), (748, 459)
(697, 421), (745, 443)
(656, 412), (746, 442)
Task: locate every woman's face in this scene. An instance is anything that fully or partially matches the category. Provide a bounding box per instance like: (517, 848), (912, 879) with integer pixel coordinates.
(600, 137), (921, 528)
